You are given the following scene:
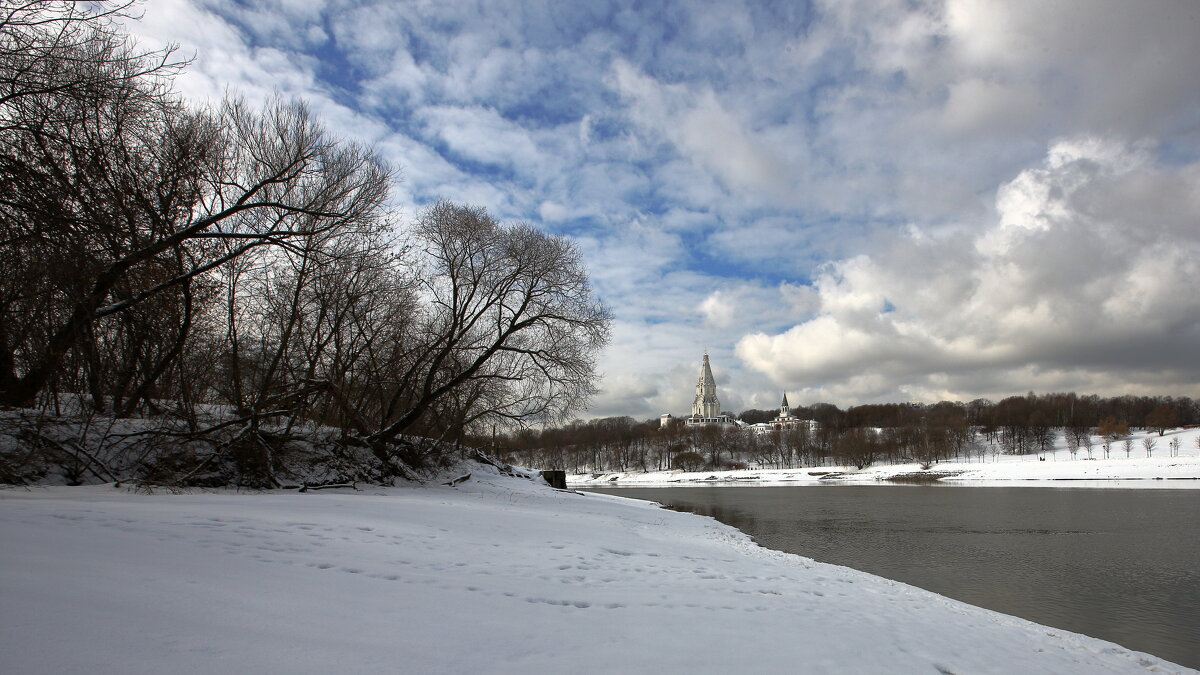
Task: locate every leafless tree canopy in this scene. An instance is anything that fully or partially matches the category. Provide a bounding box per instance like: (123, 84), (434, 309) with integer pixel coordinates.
(368, 202), (610, 444)
(0, 2), (610, 486)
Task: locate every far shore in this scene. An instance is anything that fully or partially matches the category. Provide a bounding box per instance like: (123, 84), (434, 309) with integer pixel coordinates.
(569, 428), (1200, 489)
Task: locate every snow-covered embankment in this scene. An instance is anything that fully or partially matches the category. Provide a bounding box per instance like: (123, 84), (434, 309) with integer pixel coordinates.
(1, 464), (1192, 673)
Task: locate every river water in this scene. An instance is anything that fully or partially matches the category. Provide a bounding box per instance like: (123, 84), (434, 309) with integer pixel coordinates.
(584, 485), (1200, 669)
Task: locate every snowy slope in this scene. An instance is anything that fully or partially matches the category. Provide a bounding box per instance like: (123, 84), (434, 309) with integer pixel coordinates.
(1, 465), (1192, 674)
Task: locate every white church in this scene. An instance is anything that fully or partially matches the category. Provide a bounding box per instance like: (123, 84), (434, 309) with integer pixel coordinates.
(660, 352), (813, 432)
(685, 351), (730, 427)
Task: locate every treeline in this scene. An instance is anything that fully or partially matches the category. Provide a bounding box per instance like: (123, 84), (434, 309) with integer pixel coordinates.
(490, 393), (1198, 473)
(0, 2), (608, 487)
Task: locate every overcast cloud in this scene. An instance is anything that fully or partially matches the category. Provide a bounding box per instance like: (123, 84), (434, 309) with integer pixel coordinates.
(130, 0), (1200, 419)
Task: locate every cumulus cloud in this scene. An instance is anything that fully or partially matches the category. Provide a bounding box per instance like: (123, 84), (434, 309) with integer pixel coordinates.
(698, 291), (735, 329)
(737, 137), (1200, 403)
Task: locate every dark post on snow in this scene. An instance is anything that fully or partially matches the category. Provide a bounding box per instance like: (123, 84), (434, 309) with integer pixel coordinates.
(541, 470), (567, 489)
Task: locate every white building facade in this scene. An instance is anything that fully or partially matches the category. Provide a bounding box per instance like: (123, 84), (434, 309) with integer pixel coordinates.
(747, 393), (819, 434)
(685, 352), (731, 427)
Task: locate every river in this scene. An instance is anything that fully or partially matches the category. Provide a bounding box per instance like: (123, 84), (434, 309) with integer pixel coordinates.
(584, 485), (1200, 670)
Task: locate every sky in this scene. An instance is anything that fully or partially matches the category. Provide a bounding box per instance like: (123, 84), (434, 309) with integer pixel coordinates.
(128, 0), (1200, 420)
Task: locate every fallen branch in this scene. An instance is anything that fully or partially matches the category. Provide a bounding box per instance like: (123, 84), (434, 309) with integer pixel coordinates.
(68, 440), (118, 483)
(298, 482), (359, 492)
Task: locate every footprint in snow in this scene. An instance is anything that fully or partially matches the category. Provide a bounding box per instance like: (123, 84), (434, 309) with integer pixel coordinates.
(525, 597), (591, 609)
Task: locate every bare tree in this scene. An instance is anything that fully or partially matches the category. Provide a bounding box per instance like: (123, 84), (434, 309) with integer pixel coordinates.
(835, 427), (879, 470)
(365, 202), (610, 458)
(692, 424), (732, 469)
(1144, 404), (1178, 436)
(0, 1), (183, 120)
(671, 450), (705, 471)
(0, 18), (391, 409)
(1079, 429), (1094, 460)
(2, 0), (182, 406)
(1142, 436), (1156, 458)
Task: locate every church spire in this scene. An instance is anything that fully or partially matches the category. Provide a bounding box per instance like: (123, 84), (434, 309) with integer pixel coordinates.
(691, 352), (721, 419)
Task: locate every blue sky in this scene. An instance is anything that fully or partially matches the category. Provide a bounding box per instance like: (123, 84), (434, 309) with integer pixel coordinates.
(133, 0), (1200, 420)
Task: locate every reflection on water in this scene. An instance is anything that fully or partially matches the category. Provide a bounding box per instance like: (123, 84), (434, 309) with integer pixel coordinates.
(586, 485), (1200, 669)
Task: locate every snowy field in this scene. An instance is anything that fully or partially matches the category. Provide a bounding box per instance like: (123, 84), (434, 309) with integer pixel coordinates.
(570, 427), (1200, 488)
(2, 463), (1193, 674)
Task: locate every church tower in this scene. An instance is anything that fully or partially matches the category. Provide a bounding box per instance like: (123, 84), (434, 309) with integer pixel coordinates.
(780, 393), (791, 419)
(691, 352), (722, 419)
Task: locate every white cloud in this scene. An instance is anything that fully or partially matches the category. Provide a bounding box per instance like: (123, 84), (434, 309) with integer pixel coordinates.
(941, 78), (1041, 136)
(737, 137), (1200, 405)
(941, 0), (1200, 136)
(537, 201), (570, 223)
(608, 60), (789, 198)
(698, 291), (735, 329)
(417, 105), (544, 172)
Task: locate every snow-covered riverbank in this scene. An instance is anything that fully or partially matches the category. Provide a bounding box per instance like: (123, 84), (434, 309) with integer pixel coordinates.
(2, 463), (1192, 673)
(570, 428), (1200, 488)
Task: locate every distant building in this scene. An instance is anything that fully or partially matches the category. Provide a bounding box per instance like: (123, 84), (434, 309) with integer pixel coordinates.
(770, 393), (808, 429)
(748, 394), (818, 434)
(685, 352), (732, 427)
(662, 352), (815, 432)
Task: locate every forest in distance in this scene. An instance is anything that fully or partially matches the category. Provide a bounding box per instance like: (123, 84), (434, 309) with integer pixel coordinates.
(489, 393), (1200, 474)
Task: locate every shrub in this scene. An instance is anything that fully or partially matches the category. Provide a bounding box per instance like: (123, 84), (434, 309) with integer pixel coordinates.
(671, 450), (705, 471)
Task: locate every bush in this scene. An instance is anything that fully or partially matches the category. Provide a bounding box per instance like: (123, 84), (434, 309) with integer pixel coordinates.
(1097, 417), (1129, 439)
(671, 450), (705, 471)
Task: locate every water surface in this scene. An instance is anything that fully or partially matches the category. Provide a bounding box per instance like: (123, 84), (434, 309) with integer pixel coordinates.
(585, 485), (1200, 669)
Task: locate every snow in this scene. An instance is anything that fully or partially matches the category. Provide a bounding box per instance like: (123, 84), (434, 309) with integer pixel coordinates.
(570, 427), (1200, 488)
(2, 463), (1193, 673)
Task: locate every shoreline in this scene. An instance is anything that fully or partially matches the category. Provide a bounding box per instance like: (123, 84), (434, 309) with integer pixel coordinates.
(2, 464), (1195, 673)
(576, 476), (1200, 489)
(568, 436), (1200, 489)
